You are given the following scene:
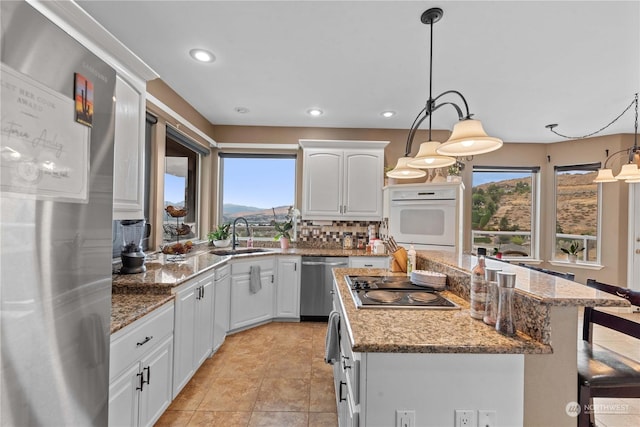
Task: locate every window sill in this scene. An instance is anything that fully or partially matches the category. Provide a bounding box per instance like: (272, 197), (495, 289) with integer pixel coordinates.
(548, 261), (604, 270)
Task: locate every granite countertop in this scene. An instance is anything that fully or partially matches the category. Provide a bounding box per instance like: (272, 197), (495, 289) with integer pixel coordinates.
(333, 268), (553, 355)
(111, 293), (174, 334)
(420, 250), (631, 307)
(111, 245), (388, 333)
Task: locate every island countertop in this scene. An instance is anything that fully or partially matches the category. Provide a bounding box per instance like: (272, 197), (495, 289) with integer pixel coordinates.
(418, 250), (631, 307)
(332, 268), (553, 354)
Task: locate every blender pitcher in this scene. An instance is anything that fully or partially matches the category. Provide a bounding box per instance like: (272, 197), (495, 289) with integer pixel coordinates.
(120, 219), (146, 274)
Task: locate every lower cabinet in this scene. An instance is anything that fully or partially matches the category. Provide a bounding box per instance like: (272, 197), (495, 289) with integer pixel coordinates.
(109, 302), (174, 427)
(213, 264), (231, 352)
(275, 256), (301, 319)
(172, 271), (215, 398)
(229, 257), (275, 332)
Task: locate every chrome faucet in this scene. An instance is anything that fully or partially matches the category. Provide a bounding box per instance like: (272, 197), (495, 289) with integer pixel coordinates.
(232, 217), (251, 250)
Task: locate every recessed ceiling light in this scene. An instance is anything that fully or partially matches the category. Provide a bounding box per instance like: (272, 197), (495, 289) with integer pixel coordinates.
(307, 108), (323, 117)
(381, 111), (396, 118)
(189, 48), (215, 63)
(234, 107), (250, 114)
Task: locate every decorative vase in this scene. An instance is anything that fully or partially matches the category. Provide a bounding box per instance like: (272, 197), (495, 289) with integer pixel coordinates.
(280, 237), (290, 249)
(568, 254), (578, 263)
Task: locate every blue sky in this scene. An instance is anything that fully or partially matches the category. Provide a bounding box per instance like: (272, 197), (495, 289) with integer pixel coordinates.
(165, 158), (296, 208)
(222, 158), (295, 208)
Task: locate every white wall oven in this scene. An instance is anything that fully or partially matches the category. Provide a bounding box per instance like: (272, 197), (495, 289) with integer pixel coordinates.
(386, 184), (463, 250)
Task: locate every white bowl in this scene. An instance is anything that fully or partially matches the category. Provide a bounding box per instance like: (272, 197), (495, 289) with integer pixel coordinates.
(213, 239), (231, 248)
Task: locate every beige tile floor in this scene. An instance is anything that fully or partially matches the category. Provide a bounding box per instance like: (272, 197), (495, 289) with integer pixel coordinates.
(580, 307), (640, 427)
(156, 309), (640, 427)
(155, 321), (337, 427)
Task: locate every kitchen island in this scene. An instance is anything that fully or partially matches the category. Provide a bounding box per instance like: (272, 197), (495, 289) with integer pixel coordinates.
(331, 250), (629, 427)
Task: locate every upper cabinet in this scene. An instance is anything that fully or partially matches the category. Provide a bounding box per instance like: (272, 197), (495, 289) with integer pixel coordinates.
(113, 74), (146, 219)
(31, 1), (158, 221)
(300, 140), (389, 221)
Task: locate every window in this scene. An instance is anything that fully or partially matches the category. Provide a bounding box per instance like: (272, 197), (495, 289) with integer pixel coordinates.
(164, 127), (208, 243)
(553, 163), (600, 264)
(471, 166), (540, 258)
(219, 154), (296, 239)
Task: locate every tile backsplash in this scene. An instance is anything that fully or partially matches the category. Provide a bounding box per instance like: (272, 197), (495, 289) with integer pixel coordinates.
(297, 219), (384, 249)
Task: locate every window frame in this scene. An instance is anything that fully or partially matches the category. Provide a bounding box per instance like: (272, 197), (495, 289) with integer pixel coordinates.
(163, 126), (208, 243)
(217, 152), (298, 241)
(551, 163), (602, 266)
(471, 165), (541, 261)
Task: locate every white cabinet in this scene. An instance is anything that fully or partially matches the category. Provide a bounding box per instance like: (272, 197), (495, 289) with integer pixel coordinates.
(229, 257), (275, 332)
(348, 256), (389, 269)
(172, 271), (215, 397)
(213, 264), (231, 352)
(300, 140), (389, 221)
(113, 74), (146, 220)
(275, 256), (301, 319)
(109, 302), (174, 427)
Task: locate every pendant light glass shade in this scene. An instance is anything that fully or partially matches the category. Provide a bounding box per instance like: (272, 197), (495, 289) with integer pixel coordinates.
(406, 141), (456, 169)
(436, 119), (503, 156)
(614, 163), (640, 180)
(386, 157), (427, 179)
(592, 169), (617, 183)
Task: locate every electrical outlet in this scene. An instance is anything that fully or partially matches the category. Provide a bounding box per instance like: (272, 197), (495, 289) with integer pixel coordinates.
(478, 410), (497, 427)
(455, 409), (475, 427)
(395, 410), (415, 427)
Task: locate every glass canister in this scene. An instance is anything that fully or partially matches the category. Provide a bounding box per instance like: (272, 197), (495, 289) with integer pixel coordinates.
(483, 268), (501, 326)
(495, 272), (516, 336)
(469, 248), (487, 319)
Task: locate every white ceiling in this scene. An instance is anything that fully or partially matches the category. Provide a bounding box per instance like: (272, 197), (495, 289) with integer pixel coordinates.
(77, 0), (639, 143)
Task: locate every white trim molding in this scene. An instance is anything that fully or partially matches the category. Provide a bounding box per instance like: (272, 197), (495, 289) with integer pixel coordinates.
(217, 143), (299, 151)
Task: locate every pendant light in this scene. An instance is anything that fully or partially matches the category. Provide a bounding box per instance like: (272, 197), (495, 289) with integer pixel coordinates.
(402, 8), (502, 162)
(386, 157), (427, 179)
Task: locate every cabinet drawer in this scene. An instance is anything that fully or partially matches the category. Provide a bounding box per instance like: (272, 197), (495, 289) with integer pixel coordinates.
(231, 258), (274, 276)
(349, 256), (389, 269)
(110, 302), (174, 381)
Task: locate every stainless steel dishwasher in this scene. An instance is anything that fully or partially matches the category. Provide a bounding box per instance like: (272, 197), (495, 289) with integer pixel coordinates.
(300, 256), (348, 321)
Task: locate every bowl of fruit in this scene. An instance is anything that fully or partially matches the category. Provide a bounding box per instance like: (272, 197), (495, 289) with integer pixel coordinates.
(161, 241), (193, 255)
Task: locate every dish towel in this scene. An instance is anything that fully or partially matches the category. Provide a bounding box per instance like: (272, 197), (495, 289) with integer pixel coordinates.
(249, 265), (261, 294)
(324, 310), (341, 365)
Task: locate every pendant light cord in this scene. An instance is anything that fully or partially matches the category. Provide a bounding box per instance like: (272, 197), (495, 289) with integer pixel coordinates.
(546, 93), (638, 140)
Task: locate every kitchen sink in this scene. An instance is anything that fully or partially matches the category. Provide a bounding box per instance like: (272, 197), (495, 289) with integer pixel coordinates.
(210, 248), (274, 256)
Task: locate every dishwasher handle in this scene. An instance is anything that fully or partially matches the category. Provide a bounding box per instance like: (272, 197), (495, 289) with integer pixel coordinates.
(302, 261), (349, 267)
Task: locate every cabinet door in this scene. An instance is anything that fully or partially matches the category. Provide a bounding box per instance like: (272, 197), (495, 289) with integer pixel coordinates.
(194, 275), (215, 368)
(276, 257), (301, 319)
(172, 284), (197, 397)
(302, 150), (343, 218)
(229, 274), (274, 331)
(113, 75), (145, 219)
(343, 150), (383, 219)
(138, 336), (173, 427)
(213, 274), (231, 352)
(109, 363), (140, 427)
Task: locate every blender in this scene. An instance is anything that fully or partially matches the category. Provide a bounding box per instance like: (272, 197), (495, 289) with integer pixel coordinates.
(120, 219), (147, 274)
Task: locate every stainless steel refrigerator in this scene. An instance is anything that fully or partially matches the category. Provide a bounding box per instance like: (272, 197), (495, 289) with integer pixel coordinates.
(1, 1), (115, 425)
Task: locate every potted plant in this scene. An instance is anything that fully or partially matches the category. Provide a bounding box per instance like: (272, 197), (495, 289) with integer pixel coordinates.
(493, 246), (503, 259)
(273, 206), (294, 249)
(447, 161), (463, 182)
(208, 223), (231, 248)
(561, 241), (584, 263)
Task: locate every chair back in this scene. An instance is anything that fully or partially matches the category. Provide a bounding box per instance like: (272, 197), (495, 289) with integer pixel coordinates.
(583, 279), (640, 342)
